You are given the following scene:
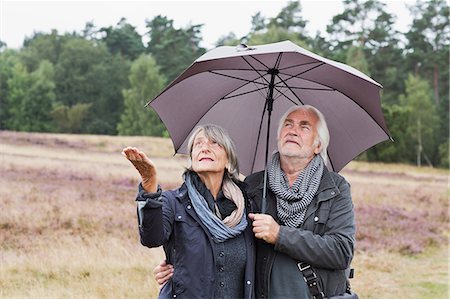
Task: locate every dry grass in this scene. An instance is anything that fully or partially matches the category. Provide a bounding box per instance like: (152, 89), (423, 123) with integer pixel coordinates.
(0, 130), (448, 298)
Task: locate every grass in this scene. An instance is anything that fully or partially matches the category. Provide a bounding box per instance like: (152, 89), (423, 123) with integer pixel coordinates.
(352, 244), (449, 298)
(0, 130), (448, 298)
(1, 236), (164, 298)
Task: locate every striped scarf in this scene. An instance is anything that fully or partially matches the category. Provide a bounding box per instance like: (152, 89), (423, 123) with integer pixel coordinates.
(268, 153), (324, 228)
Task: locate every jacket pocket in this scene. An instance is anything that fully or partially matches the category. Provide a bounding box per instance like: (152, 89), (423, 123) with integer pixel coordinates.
(174, 214), (201, 245)
(313, 206), (330, 235)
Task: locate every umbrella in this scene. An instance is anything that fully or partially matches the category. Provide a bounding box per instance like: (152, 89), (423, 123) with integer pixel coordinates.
(148, 40), (392, 211)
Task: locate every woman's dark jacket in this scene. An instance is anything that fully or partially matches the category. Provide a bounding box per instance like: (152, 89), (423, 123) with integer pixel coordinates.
(136, 182), (255, 299)
(244, 167), (355, 298)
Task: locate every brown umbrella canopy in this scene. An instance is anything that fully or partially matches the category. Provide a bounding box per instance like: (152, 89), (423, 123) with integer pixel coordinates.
(149, 40), (391, 176)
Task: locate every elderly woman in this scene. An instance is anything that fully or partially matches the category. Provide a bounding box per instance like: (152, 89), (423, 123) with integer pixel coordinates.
(122, 124), (254, 299)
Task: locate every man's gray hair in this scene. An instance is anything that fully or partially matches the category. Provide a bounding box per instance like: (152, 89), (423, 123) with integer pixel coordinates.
(187, 124), (240, 180)
(277, 105), (330, 165)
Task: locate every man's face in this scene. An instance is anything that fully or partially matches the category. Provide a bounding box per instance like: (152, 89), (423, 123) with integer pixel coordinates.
(191, 131), (228, 175)
(277, 108), (321, 160)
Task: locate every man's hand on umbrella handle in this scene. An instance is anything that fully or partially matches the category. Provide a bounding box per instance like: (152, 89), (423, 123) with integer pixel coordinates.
(248, 213), (280, 244)
(122, 146), (158, 193)
(153, 259), (174, 288)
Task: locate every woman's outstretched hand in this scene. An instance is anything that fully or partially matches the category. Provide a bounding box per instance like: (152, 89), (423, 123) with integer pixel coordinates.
(122, 147), (158, 193)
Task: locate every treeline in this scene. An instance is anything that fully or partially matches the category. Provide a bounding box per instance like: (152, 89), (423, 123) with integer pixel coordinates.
(0, 0), (448, 167)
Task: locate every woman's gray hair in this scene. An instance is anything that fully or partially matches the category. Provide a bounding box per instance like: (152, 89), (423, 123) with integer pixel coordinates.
(187, 124), (240, 180)
(277, 105), (330, 165)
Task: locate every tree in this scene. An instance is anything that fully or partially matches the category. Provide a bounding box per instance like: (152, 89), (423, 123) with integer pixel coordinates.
(346, 46), (370, 75)
(246, 25), (309, 49)
(325, 0), (405, 106)
(326, 0), (399, 51)
(117, 54), (166, 136)
(0, 40), (6, 51)
(100, 18), (145, 60)
(367, 104), (409, 163)
(405, 0), (449, 167)
(215, 32), (240, 47)
(245, 2), (310, 48)
(6, 60), (55, 132)
(400, 74), (438, 167)
(51, 103), (92, 133)
(250, 12), (266, 33)
(0, 49), (20, 129)
(405, 0), (449, 105)
(267, 1), (308, 40)
(146, 15), (206, 83)
(20, 30), (72, 72)
(55, 37), (129, 134)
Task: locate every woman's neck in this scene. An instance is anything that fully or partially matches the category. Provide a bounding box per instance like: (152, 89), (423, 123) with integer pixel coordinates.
(197, 171), (224, 199)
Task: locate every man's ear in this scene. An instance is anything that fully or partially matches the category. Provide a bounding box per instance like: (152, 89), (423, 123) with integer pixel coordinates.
(314, 140), (321, 155)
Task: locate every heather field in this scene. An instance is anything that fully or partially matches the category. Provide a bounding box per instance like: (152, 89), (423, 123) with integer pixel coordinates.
(0, 131), (448, 298)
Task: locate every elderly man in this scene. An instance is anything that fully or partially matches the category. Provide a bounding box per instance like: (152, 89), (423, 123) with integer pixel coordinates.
(155, 105), (356, 299)
(246, 105), (355, 298)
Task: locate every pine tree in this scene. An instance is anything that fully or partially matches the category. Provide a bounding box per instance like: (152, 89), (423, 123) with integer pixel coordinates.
(117, 55), (166, 136)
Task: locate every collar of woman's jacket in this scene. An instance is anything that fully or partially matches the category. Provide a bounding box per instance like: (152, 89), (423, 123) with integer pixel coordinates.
(174, 178), (249, 204)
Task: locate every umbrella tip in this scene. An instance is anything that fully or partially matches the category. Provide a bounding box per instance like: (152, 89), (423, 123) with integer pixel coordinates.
(236, 44), (255, 52)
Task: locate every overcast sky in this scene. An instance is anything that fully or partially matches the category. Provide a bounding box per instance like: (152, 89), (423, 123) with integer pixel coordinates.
(1, 0), (414, 50)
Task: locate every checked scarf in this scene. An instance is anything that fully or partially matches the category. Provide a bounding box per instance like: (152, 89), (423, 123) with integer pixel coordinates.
(268, 153), (324, 228)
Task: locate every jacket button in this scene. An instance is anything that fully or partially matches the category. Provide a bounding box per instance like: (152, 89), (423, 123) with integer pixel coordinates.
(187, 205), (191, 209)
(331, 191), (335, 195)
(220, 282), (225, 287)
(246, 280), (251, 285)
(177, 215), (182, 220)
(219, 251), (224, 257)
(219, 266), (224, 272)
(314, 216), (319, 222)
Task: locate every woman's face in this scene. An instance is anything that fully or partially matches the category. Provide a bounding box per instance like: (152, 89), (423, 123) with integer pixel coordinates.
(191, 131), (228, 176)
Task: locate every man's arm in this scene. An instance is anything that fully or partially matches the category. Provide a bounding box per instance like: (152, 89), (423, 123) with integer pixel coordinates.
(275, 180), (355, 270)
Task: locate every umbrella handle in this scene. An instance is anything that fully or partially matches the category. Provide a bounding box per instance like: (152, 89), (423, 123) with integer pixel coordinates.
(261, 169), (268, 214)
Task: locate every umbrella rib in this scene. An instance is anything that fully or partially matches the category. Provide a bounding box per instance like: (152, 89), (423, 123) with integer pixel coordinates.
(275, 62), (390, 139)
(247, 53), (283, 99)
(209, 70), (267, 86)
(326, 149), (336, 172)
(241, 53), (283, 87)
(241, 56), (271, 86)
(250, 98), (269, 173)
(281, 73), (392, 140)
(273, 73), (305, 106)
(281, 62), (326, 82)
(278, 61), (323, 71)
(245, 54), (280, 73)
(282, 87), (334, 91)
(222, 86), (268, 100)
(333, 88), (392, 139)
(209, 69), (271, 101)
(272, 85), (302, 106)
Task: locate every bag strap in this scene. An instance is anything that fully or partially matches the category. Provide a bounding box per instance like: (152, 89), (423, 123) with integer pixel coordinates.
(298, 261), (356, 299)
(297, 262), (325, 299)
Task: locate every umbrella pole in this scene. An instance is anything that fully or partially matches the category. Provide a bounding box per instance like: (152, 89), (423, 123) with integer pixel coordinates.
(261, 69), (278, 214)
(261, 111), (271, 214)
